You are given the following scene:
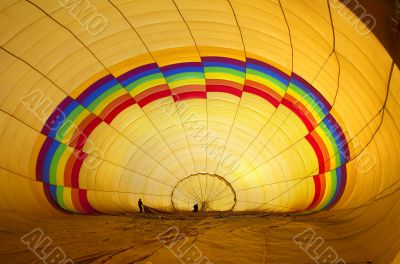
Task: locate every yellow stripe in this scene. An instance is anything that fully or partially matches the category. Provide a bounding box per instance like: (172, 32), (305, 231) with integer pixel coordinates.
(130, 78), (166, 97)
(246, 73), (286, 97)
(55, 147), (72, 186)
(169, 78), (205, 89)
(287, 89), (321, 120)
(314, 171), (334, 211)
(205, 72), (244, 84)
(92, 89), (127, 116)
(62, 110), (92, 144)
(314, 126), (338, 167)
(62, 187), (79, 213)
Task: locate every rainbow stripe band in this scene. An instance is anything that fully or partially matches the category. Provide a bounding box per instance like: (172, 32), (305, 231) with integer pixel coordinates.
(36, 55), (350, 214)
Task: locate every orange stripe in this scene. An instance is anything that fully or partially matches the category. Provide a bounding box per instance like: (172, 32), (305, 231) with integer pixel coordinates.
(64, 153), (76, 188)
(99, 94), (131, 120)
(134, 84), (169, 102)
(284, 93), (318, 129)
(311, 130), (331, 170)
(69, 114), (97, 148)
(245, 79), (282, 101)
(171, 85), (206, 95)
(206, 79), (243, 90)
(71, 188), (85, 213)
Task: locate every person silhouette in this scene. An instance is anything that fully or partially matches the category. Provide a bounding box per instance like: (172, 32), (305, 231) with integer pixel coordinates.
(193, 203), (198, 213)
(138, 198), (143, 213)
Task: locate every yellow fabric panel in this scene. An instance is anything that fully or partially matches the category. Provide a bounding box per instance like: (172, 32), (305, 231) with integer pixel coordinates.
(0, 169), (53, 214)
(309, 52), (339, 105)
(31, 0), (150, 68)
(143, 99), (197, 175)
(87, 190), (122, 213)
(280, 0), (333, 82)
(1, 1), (103, 94)
(174, 0), (244, 51)
(177, 100), (208, 172)
(152, 47), (201, 67)
(206, 93), (241, 173)
(230, 0), (292, 71)
(331, 0), (392, 85)
(247, 138), (318, 186)
(109, 53), (154, 77)
(0, 113), (40, 179)
(116, 0), (195, 52)
(111, 104), (187, 177)
(331, 55), (383, 145)
(0, 51), (65, 132)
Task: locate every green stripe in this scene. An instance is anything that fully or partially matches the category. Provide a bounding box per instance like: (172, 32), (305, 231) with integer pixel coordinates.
(87, 84), (122, 111)
(288, 83), (325, 120)
(320, 171), (337, 209)
(246, 68), (287, 92)
(320, 122), (341, 166)
(125, 73), (164, 91)
(165, 72), (204, 83)
(56, 186), (67, 210)
(55, 105), (85, 142)
(204, 66), (246, 79)
(49, 144), (67, 185)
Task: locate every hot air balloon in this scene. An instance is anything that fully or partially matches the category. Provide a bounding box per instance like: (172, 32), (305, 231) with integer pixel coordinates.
(0, 0), (399, 263)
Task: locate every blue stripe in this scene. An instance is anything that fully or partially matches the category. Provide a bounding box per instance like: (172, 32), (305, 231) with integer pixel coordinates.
(323, 116), (347, 164)
(81, 79), (118, 107)
(324, 167), (343, 209)
(48, 101), (80, 139)
(162, 67), (204, 77)
(120, 68), (160, 86)
(43, 140), (60, 184)
(247, 62), (290, 86)
(203, 62), (246, 73)
(292, 79), (330, 115)
(49, 184), (58, 203)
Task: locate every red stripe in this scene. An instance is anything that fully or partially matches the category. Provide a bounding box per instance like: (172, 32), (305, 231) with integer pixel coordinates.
(207, 85), (242, 97)
(99, 94), (131, 120)
(244, 85), (280, 108)
(71, 151), (87, 188)
(173, 91), (206, 101)
(75, 117), (102, 150)
(281, 97), (314, 131)
(64, 153), (76, 187)
(104, 98), (136, 124)
(79, 189), (98, 214)
(69, 114), (97, 148)
(306, 134), (325, 174)
(306, 175), (322, 210)
(138, 90), (172, 107)
(305, 133), (327, 211)
(311, 132), (330, 172)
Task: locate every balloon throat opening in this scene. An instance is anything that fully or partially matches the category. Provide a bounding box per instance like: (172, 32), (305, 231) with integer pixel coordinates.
(171, 173), (236, 212)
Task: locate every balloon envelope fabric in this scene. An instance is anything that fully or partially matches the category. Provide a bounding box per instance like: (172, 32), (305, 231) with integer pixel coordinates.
(35, 53), (350, 214)
(1, 0), (400, 262)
